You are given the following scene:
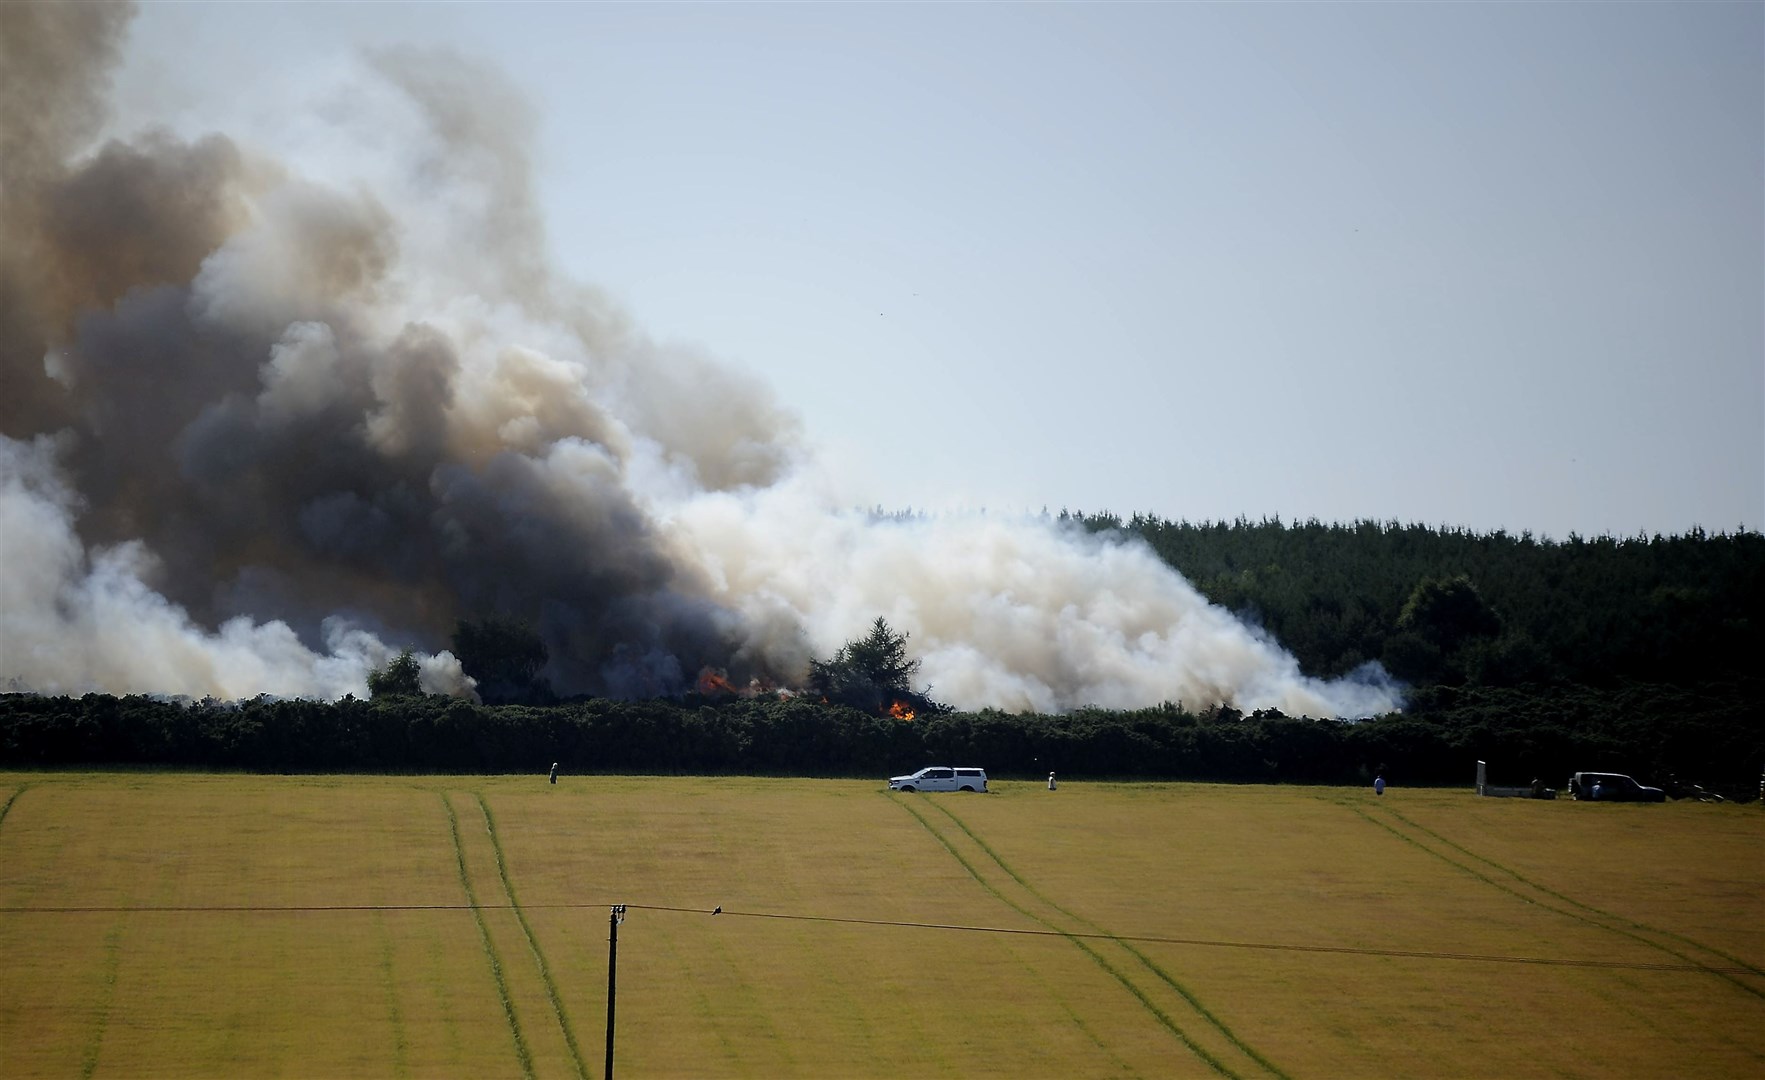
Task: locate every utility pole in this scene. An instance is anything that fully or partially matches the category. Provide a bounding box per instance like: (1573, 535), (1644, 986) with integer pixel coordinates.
(605, 904), (626, 1080)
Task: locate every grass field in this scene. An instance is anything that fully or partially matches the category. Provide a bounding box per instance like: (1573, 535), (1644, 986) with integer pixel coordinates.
(0, 773), (1760, 1078)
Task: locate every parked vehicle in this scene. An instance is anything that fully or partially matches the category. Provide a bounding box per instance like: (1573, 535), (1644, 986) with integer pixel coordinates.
(888, 767), (988, 793)
(1567, 771), (1666, 802)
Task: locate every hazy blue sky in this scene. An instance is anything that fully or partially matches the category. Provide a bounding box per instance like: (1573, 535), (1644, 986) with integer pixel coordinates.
(118, 2), (1762, 539)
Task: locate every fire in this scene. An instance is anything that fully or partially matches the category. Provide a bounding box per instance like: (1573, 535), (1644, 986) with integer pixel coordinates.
(694, 667), (787, 699)
(888, 701), (917, 721)
(695, 668), (739, 696)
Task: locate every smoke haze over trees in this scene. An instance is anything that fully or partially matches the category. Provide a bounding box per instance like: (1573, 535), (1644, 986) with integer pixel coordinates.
(9, 513), (1757, 786)
(1071, 513), (1762, 692)
(450, 618), (551, 705)
(0, 2), (1406, 719)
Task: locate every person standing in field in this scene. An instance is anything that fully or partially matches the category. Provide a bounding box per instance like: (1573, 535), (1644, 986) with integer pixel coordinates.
(1374, 774), (1386, 796)
(1048, 772), (1057, 790)
(549, 762), (559, 785)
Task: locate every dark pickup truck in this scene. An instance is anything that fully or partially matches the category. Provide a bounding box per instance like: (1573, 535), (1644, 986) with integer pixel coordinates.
(1567, 772), (1666, 802)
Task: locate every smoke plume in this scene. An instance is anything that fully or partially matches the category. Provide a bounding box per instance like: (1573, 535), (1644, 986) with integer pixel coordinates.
(0, 5), (1400, 717)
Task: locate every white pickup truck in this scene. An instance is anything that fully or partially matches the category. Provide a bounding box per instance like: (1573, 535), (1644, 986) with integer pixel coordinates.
(888, 767), (988, 793)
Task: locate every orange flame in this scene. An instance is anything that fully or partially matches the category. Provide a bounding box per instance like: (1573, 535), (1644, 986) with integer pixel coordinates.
(888, 701), (917, 721)
(695, 668), (739, 696)
(694, 668), (788, 699)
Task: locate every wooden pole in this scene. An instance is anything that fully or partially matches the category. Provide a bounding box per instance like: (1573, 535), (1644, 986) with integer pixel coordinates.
(605, 904), (625, 1080)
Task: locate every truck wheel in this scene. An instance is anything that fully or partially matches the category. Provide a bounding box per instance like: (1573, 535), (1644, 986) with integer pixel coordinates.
(959, 786), (975, 792)
(899, 785), (915, 792)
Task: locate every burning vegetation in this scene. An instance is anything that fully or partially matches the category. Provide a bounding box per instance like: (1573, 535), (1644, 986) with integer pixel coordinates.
(695, 669), (741, 696)
(691, 668), (784, 699)
(683, 618), (937, 720)
(804, 618), (945, 718)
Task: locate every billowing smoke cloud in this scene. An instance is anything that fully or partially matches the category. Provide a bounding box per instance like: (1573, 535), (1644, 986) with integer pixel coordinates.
(670, 490), (1403, 716)
(0, 4), (1401, 716)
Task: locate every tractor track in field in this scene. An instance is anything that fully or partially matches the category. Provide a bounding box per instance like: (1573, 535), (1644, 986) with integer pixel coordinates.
(474, 793), (591, 1080)
(1378, 804), (1765, 981)
(885, 791), (1290, 1080)
(443, 792), (536, 1080)
(375, 910), (413, 1080)
(1340, 797), (1765, 1005)
(928, 798), (1293, 1080)
(0, 784), (28, 833)
(0, 782), (125, 1080)
(75, 919), (124, 1080)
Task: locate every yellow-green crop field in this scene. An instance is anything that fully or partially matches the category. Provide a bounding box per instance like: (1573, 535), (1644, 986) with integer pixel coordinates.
(1, 773), (1761, 1079)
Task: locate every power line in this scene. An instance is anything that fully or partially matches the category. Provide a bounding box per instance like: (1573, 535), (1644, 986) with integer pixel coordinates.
(626, 905), (1754, 976)
(0, 900), (1750, 976)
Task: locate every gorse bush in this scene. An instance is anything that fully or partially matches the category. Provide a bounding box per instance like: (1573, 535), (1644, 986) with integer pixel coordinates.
(2, 679), (1758, 792)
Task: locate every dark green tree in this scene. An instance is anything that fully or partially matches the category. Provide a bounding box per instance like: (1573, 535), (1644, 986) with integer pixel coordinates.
(451, 617), (551, 704)
(367, 649), (423, 698)
(1397, 574), (1502, 648)
(808, 617), (941, 715)
(1386, 575), (1502, 684)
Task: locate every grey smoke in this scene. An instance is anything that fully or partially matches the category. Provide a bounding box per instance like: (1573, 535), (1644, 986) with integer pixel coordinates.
(0, 3), (1401, 717)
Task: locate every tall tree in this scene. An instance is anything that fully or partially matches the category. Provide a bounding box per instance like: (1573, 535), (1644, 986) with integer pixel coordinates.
(451, 617), (551, 704)
(808, 617), (939, 715)
(367, 650), (423, 698)
(1397, 574), (1503, 649)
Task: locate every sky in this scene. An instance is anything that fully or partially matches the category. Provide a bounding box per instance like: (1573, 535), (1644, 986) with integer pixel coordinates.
(115, 1), (1762, 541)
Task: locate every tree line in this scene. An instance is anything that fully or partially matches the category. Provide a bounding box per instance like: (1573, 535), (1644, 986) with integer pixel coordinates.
(3, 677), (1758, 793)
(1070, 513), (1762, 689)
(3, 517), (1759, 790)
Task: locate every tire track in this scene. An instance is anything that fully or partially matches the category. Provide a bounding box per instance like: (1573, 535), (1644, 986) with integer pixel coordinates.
(475, 794), (591, 1080)
(76, 919), (125, 1080)
(1338, 798), (1765, 1004)
(676, 809), (795, 1071)
(1003, 931), (1138, 1076)
(650, 910), (746, 1070)
(443, 792), (535, 1080)
(2, 782), (129, 1080)
(1382, 804), (1765, 980)
(375, 910), (413, 1080)
(885, 792), (1258, 1079)
(928, 798), (1291, 1080)
(0, 784), (27, 833)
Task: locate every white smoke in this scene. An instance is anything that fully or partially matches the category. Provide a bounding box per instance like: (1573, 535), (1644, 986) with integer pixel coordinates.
(663, 482), (1400, 716)
(0, 433), (473, 700)
(0, 8), (1402, 717)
